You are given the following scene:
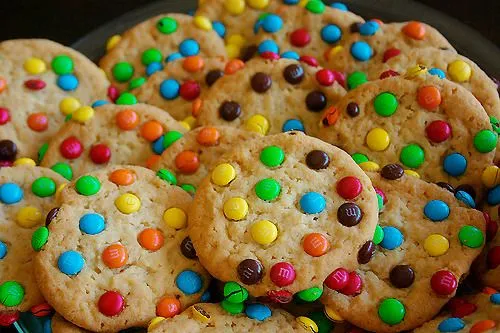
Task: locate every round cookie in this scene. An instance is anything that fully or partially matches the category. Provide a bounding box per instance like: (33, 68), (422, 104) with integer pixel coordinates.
(39, 103), (186, 178)
(99, 14), (227, 92)
(480, 182), (500, 290)
(318, 75), (496, 198)
(51, 314), (88, 333)
(196, 58), (346, 137)
(0, 39), (109, 162)
(321, 168), (486, 333)
(188, 132), (379, 299)
(33, 166), (210, 332)
(0, 166), (66, 312)
(151, 126), (260, 191)
(131, 56), (226, 121)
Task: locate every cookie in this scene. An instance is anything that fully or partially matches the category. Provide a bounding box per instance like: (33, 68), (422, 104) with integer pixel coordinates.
(321, 169), (486, 333)
(414, 287), (500, 332)
(39, 103), (186, 178)
(195, 58), (346, 137)
(151, 126), (260, 191)
(131, 55), (226, 121)
(51, 314), (88, 333)
(0, 166), (66, 312)
(33, 166), (210, 332)
(318, 75), (496, 198)
(189, 131), (378, 300)
(148, 302), (313, 333)
(99, 14), (227, 92)
(0, 39), (109, 162)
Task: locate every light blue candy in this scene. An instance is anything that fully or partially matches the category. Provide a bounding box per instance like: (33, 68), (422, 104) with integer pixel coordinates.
(487, 185), (500, 205)
(359, 21), (380, 36)
(424, 200), (450, 222)
(491, 293), (500, 304)
(245, 303), (272, 321)
(321, 24), (342, 44)
(165, 52), (183, 63)
(280, 51), (300, 60)
(213, 21), (226, 38)
(201, 290), (211, 302)
(300, 192), (326, 214)
(58, 250), (85, 275)
(258, 40), (279, 54)
(282, 119), (305, 132)
(57, 74), (79, 91)
(0, 240), (7, 259)
(146, 62), (164, 76)
(79, 213), (105, 235)
(455, 191), (475, 208)
(176, 270), (203, 295)
(429, 68), (446, 79)
(91, 100), (109, 108)
(437, 317), (465, 332)
(152, 135), (166, 155)
(283, 0), (299, 4)
(330, 2), (348, 11)
(160, 79), (180, 100)
(254, 19), (263, 34)
(179, 39), (200, 57)
(443, 153), (467, 176)
(0, 183), (24, 204)
(262, 14), (283, 33)
(44, 317), (53, 333)
(380, 226), (404, 250)
(350, 41), (372, 61)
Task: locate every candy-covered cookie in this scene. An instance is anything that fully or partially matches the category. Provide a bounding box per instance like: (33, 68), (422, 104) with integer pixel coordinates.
(0, 39), (109, 162)
(321, 167), (486, 333)
(151, 126), (259, 191)
(196, 58), (346, 137)
(40, 103), (185, 178)
(33, 166), (210, 332)
(0, 166), (65, 312)
(318, 75), (496, 197)
(480, 178), (500, 290)
(189, 132), (378, 300)
(99, 14), (227, 91)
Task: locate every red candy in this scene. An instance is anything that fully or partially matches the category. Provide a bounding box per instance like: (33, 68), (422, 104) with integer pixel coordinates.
(300, 55), (318, 67)
(98, 291), (125, 317)
(487, 246), (500, 269)
(0, 311), (19, 326)
(374, 187), (387, 204)
(107, 85), (119, 102)
(0, 107), (10, 125)
(340, 271), (362, 296)
(290, 28), (311, 47)
(260, 52), (280, 60)
(60, 136), (83, 159)
(336, 176), (362, 200)
(266, 290), (293, 304)
(382, 48), (401, 62)
(24, 79), (46, 90)
(332, 71), (346, 88)
(426, 120), (451, 143)
(270, 262), (296, 287)
(30, 302), (53, 317)
(324, 268), (350, 290)
(379, 70), (400, 79)
(431, 270), (457, 295)
(90, 144), (111, 164)
(0, 161), (13, 168)
(452, 302), (477, 318)
(179, 81), (201, 101)
(316, 69), (335, 86)
(484, 212), (498, 242)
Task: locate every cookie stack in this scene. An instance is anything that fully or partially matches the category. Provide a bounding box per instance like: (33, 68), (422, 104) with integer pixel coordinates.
(0, 1), (499, 332)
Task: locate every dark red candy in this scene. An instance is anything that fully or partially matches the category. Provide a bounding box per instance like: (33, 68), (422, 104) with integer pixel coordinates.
(383, 48), (401, 62)
(300, 55), (318, 67)
(60, 136), (83, 159)
(108, 85), (119, 102)
(379, 70), (400, 79)
(24, 79), (46, 90)
(336, 176), (362, 199)
(487, 246), (500, 269)
(89, 144), (111, 164)
(267, 289), (293, 304)
(270, 262), (295, 287)
(426, 120), (451, 143)
(98, 291), (125, 316)
(179, 81), (201, 100)
(260, 51), (280, 60)
(0, 161), (13, 168)
(0, 311), (19, 326)
(483, 212), (498, 241)
(324, 268), (349, 290)
(430, 270), (457, 295)
(452, 302), (477, 318)
(290, 28), (311, 47)
(30, 302), (53, 317)
(340, 271), (362, 296)
(447, 297), (466, 311)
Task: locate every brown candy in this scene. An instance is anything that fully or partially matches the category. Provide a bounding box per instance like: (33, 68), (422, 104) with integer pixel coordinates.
(436, 182), (455, 193)
(0, 140), (17, 161)
(283, 64), (304, 84)
(306, 150), (330, 170)
(357, 240), (375, 264)
(381, 164), (404, 180)
(346, 102), (360, 117)
(389, 265), (415, 288)
(251, 72), (272, 93)
(180, 237), (197, 259)
(237, 259), (263, 285)
(219, 101), (241, 121)
(45, 207), (60, 226)
(337, 203), (363, 227)
(205, 69), (224, 87)
(306, 91), (327, 112)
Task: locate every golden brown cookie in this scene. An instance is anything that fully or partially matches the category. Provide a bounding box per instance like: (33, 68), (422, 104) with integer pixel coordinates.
(51, 314), (89, 333)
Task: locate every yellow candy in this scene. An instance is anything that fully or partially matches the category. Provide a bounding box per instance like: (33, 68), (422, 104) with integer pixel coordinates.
(14, 158), (36, 166)
(366, 128), (390, 151)
(194, 15), (213, 31)
(223, 197), (248, 220)
(115, 193), (141, 214)
(328, 45), (344, 58)
(298, 0), (309, 7)
(359, 161), (380, 172)
(482, 165), (500, 188)
(183, 116), (197, 129)
(296, 316), (319, 333)
(59, 97), (81, 116)
(424, 234), (449, 257)
(191, 305), (211, 323)
(251, 220), (278, 245)
(447, 60), (472, 83)
(72, 106), (94, 123)
(404, 169), (420, 178)
(211, 163), (236, 186)
(16, 206), (42, 228)
(163, 207), (187, 229)
(406, 64), (427, 78)
(246, 114), (269, 135)
(324, 306), (344, 322)
(226, 44), (241, 59)
(147, 317), (165, 332)
(24, 57), (46, 74)
(55, 183), (67, 200)
(247, 0), (269, 10)
(226, 34), (247, 48)
(179, 121), (191, 131)
(224, 0), (245, 15)
(106, 35), (122, 52)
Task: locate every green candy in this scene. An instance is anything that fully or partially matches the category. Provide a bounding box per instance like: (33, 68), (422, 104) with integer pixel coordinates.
(157, 169), (177, 185)
(163, 131), (184, 149)
(260, 146), (285, 168)
(347, 71), (367, 90)
(51, 162), (73, 181)
(296, 287), (323, 302)
(399, 144), (425, 168)
(373, 225), (384, 245)
(305, 0), (325, 14)
(458, 225), (484, 248)
(31, 177), (56, 197)
(75, 175), (101, 196)
(38, 143), (49, 163)
(221, 299), (244, 315)
(32, 227), (49, 252)
(128, 77), (146, 90)
(112, 62), (134, 82)
(378, 298), (405, 325)
(65, 114), (72, 122)
(490, 116), (500, 134)
(307, 311), (334, 333)
(351, 153), (369, 164)
(255, 178), (281, 201)
(223, 281), (248, 303)
(141, 48), (163, 66)
(374, 92), (398, 117)
(473, 129), (497, 153)
(180, 184), (196, 195)
(157, 17), (178, 34)
(377, 194), (384, 211)
(0, 281), (25, 307)
(51, 55), (74, 75)
(116, 92), (137, 105)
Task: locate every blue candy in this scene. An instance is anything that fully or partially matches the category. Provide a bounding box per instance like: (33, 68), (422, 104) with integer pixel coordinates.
(213, 21), (226, 38)
(262, 14), (283, 33)
(152, 135), (166, 155)
(0, 183), (24, 204)
(57, 74), (79, 91)
(176, 270), (203, 295)
(490, 293), (500, 304)
(487, 185), (500, 205)
(44, 317), (53, 333)
(300, 192), (326, 214)
(258, 40), (279, 54)
(79, 213), (106, 235)
(187, 10), (195, 16)
(321, 24), (342, 44)
(455, 191), (475, 208)
(429, 68), (446, 79)
(280, 51), (300, 60)
(359, 21), (380, 36)
(0, 240), (7, 259)
(283, 0), (299, 4)
(282, 119), (305, 132)
(330, 2), (348, 11)
(380, 226), (404, 250)
(254, 19), (263, 34)
(350, 41), (372, 61)
(437, 317), (465, 332)
(159, 79), (180, 100)
(201, 290), (211, 302)
(179, 39), (200, 57)
(91, 100), (109, 108)
(165, 52), (183, 63)
(424, 200), (450, 221)
(443, 153), (467, 176)
(146, 62), (164, 76)
(245, 303), (272, 321)
(58, 250), (85, 275)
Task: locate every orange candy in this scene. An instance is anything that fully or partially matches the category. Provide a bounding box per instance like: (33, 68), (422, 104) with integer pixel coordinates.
(417, 86), (441, 110)
(138, 228), (165, 251)
(102, 244), (128, 268)
(322, 106), (339, 127)
(196, 127), (220, 146)
(175, 151), (200, 174)
(156, 297), (181, 318)
(224, 59), (245, 75)
(303, 233), (330, 257)
(183, 56), (205, 72)
(192, 98), (203, 117)
(109, 169), (136, 186)
(402, 21), (426, 40)
(470, 320), (496, 333)
(0, 78), (6, 93)
(482, 287), (497, 295)
(145, 154), (161, 169)
(27, 113), (48, 132)
(140, 120), (163, 142)
(116, 109), (139, 130)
